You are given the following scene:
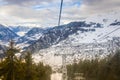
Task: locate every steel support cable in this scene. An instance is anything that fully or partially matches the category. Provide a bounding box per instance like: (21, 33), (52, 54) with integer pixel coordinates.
(97, 27), (120, 41)
(58, 0), (63, 26)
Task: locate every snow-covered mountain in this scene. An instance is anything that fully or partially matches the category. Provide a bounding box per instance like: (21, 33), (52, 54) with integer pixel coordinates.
(27, 21), (102, 53)
(27, 10), (120, 52)
(17, 27), (45, 49)
(0, 24), (19, 43)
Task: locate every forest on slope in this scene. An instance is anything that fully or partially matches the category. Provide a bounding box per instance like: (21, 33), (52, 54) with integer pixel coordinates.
(67, 50), (120, 80)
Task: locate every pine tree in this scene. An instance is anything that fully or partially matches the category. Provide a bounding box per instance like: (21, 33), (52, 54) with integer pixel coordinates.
(24, 52), (34, 80)
(34, 62), (52, 80)
(0, 40), (21, 80)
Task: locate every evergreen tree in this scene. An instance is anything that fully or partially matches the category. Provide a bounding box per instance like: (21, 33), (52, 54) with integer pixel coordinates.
(67, 50), (120, 80)
(34, 62), (52, 80)
(24, 52), (34, 80)
(0, 40), (21, 80)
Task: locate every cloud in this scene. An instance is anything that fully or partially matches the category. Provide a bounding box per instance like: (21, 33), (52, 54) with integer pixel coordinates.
(0, 4), (59, 27)
(59, 0), (120, 25)
(2, 0), (56, 6)
(82, 0), (120, 12)
(0, 0), (120, 28)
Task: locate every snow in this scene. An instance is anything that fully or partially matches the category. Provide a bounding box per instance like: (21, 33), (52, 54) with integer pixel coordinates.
(16, 43), (30, 49)
(32, 51), (62, 68)
(26, 33), (43, 40)
(17, 31), (26, 36)
(53, 25), (120, 48)
(0, 40), (8, 46)
(51, 73), (62, 80)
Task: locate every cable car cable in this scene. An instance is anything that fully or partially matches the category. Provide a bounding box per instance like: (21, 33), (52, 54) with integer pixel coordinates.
(58, 0), (63, 26)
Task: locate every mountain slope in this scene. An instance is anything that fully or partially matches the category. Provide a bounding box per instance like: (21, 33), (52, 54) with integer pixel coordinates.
(17, 27), (45, 49)
(27, 21), (102, 53)
(0, 24), (19, 42)
(27, 10), (120, 53)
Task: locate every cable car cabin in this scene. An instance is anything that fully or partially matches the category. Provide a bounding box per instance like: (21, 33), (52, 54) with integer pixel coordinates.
(73, 73), (85, 80)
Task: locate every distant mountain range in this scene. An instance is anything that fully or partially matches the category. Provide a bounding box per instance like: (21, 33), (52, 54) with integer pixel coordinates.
(9, 26), (32, 36)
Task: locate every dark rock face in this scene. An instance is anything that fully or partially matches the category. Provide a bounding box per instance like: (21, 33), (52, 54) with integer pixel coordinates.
(110, 22), (120, 26)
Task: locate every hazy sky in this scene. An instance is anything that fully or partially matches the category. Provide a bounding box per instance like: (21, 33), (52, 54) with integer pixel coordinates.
(0, 0), (120, 27)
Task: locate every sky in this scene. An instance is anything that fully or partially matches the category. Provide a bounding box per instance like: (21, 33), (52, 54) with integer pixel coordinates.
(0, 0), (120, 28)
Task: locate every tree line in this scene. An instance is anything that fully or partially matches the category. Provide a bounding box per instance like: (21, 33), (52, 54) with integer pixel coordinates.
(0, 41), (52, 80)
(67, 50), (120, 80)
